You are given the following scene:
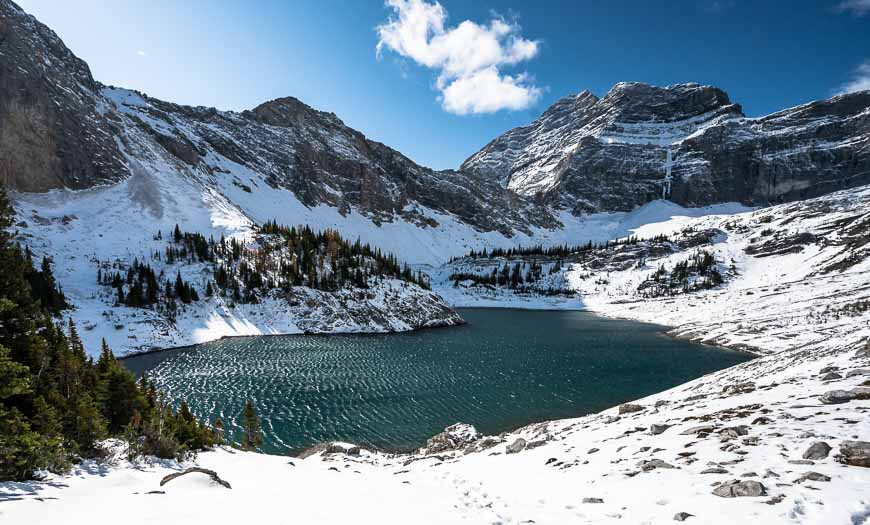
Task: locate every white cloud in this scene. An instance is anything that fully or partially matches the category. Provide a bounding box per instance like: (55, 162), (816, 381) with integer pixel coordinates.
(836, 60), (870, 95)
(376, 0), (542, 115)
(137, 50), (147, 57)
(835, 0), (870, 15)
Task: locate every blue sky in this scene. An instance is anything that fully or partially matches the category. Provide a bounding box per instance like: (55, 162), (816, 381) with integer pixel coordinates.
(18, 0), (870, 170)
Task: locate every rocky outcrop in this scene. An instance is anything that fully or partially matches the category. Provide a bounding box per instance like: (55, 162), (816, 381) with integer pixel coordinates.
(711, 479), (766, 498)
(420, 423), (481, 455)
(0, 0), (129, 191)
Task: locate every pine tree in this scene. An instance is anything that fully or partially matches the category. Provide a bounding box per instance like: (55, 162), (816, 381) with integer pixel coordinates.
(240, 400), (263, 451)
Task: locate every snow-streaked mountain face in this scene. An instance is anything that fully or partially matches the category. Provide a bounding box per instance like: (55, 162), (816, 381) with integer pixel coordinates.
(0, 0), (555, 237)
(462, 82), (870, 214)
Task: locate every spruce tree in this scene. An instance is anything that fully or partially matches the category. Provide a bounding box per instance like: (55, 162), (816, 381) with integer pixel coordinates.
(240, 400), (263, 451)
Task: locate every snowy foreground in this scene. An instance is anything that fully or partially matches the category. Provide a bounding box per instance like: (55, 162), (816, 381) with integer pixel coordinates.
(2, 337), (868, 524)
(4, 190), (870, 524)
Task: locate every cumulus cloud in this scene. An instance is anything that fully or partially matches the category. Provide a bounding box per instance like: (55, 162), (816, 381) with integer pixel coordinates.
(836, 60), (870, 95)
(376, 0), (542, 115)
(834, 0), (870, 16)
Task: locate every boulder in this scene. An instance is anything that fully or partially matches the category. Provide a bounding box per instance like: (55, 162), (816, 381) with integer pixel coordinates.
(794, 472), (831, 483)
(820, 372), (842, 381)
(712, 479), (766, 498)
(639, 459), (677, 471)
(819, 387), (870, 404)
(802, 441), (831, 460)
(680, 425), (717, 435)
(650, 423), (672, 435)
(619, 403), (645, 414)
(845, 369), (870, 378)
(674, 512), (694, 521)
(838, 441), (870, 467)
(701, 467), (729, 474)
(506, 438), (527, 454)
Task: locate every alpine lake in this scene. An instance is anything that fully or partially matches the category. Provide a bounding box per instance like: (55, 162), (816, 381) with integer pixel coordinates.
(122, 308), (751, 454)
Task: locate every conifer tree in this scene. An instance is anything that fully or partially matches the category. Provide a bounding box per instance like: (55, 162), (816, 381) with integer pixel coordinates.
(240, 400), (263, 451)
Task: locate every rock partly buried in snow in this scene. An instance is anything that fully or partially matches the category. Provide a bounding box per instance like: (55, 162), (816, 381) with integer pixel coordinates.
(506, 438), (527, 454)
(582, 497), (604, 504)
(674, 512), (694, 521)
(420, 423), (481, 455)
(639, 459), (677, 471)
(159, 467), (232, 489)
(794, 472), (831, 483)
(463, 436), (504, 455)
(712, 479), (766, 498)
(803, 441), (832, 460)
(325, 442), (361, 456)
(818, 387), (870, 404)
(837, 441), (870, 467)
(701, 467), (729, 474)
(722, 382), (755, 396)
(680, 425), (717, 435)
(619, 403), (645, 414)
(650, 423), (671, 435)
(820, 372), (843, 381)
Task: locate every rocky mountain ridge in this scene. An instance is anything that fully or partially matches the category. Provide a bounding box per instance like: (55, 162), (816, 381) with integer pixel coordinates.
(463, 82), (870, 214)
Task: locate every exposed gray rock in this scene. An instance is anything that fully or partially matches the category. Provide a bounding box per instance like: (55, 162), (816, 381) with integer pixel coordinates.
(838, 440), (870, 467)
(788, 459), (815, 465)
(619, 403), (645, 414)
(325, 442), (361, 456)
(820, 372), (843, 381)
(674, 512), (694, 521)
(819, 387), (870, 404)
(582, 497), (604, 504)
(794, 472), (831, 483)
(712, 479), (766, 498)
(639, 459), (677, 471)
(680, 425), (717, 435)
(701, 467), (729, 474)
(650, 423), (672, 435)
(802, 441), (832, 460)
(846, 369), (870, 378)
(722, 382), (756, 396)
(506, 438), (527, 454)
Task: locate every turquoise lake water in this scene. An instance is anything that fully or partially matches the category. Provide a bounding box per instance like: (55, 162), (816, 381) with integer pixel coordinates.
(122, 308), (751, 454)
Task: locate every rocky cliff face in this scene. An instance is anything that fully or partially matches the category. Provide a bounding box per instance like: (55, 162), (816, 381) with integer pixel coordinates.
(0, 0), (129, 191)
(462, 82), (870, 214)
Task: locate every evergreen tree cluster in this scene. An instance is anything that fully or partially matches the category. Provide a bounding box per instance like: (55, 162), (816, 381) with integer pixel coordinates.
(0, 189), (218, 481)
(637, 250), (724, 297)
(451, 234), (668, 262)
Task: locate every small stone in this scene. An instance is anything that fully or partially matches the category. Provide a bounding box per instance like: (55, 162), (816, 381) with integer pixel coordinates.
(819, 365), (839, 374)
(506, 438), (527, 454)
(802, 441), (831, 460)
(674, 512), (694, 521)
(655, 400), (670, 407)
(701, 467), (729, 474)
(582, 497), (604, 504)
(788, 459), (815, 465)
(588, 448), (600, 454)
(619, 403), (645, 414)
(712, 479), (767, 498)
(820, 372), (843, 381)
(751, 416), (773, 425)
(650, 424), (671, 435)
